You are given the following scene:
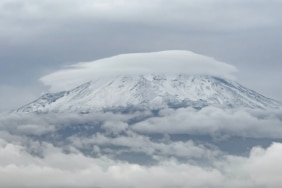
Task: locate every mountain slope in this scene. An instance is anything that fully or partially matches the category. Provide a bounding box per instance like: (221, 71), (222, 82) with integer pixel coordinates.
(17, 74), (282, 113)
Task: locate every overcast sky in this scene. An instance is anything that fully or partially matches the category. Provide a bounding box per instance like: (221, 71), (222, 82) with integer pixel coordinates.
(1, 0), (282, 111)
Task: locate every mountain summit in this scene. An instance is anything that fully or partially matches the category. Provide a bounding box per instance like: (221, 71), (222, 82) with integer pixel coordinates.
(17, 51), (282, 113)
(17, 74), (282, 113)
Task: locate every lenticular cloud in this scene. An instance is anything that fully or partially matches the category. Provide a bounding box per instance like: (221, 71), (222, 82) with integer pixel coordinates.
(40, 50), (238, 91)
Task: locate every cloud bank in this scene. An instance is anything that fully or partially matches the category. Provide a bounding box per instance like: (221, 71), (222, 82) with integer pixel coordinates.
(1, 106), (282, 187)
(40, 50), (238, 91)
(133, 107), (282, 139)
(1, 138), (282, 188)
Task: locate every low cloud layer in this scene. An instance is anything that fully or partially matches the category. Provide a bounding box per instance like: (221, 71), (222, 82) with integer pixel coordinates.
(0, 138), (282, 188)
(1, 106), (282, 187)
(40, 51), (238, 92)
(133, 107), (282, 139)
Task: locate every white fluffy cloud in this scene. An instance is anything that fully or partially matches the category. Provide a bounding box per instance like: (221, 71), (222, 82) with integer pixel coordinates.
(133, 107), (282, 139)
(1, 138), (282, 188)
(1, 108), (282, 187)
(247, 143), (282, 187)
(0, 139), (224, 188)
(40, 50), (238, 91)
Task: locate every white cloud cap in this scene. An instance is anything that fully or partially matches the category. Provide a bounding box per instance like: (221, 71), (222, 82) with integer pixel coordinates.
(40, 50), (238, 91)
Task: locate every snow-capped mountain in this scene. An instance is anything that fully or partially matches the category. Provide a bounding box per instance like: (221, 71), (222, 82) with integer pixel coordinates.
(17, 74), (282, 113)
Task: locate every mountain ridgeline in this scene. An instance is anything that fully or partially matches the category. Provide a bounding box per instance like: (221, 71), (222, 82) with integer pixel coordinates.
(17, 74), (282, 113)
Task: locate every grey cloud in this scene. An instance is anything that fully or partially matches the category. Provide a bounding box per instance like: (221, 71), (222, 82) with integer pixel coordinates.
(68, 132), (219, 162)
(1, 0), (281, 31)
(16, 124), (55, 135)
(101, 121), (129, 135)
